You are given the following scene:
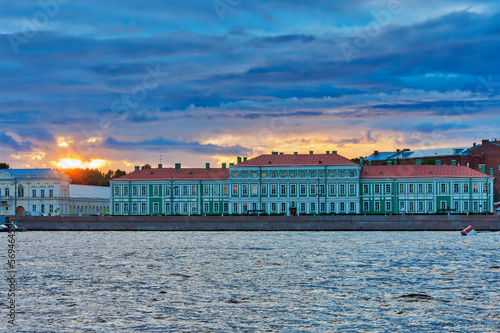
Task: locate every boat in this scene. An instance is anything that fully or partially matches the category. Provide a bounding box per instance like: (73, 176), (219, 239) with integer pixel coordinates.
(0, 221), (26, 232)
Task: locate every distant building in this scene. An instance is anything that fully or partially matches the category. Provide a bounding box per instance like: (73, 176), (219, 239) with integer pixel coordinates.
(111, 152), (493, 216)
(69, 184), (110, 216)
(0, 169), (70, 216)
(364, 139), (500, 195)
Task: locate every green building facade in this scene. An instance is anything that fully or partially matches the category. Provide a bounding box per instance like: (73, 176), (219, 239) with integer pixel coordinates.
(110, 153), (493, 216)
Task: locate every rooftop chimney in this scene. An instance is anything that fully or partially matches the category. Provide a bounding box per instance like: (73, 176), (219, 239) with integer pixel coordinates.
(237, 156), (242, 164)
(271, 151), (278, 155)
(134, 166), (140, 172)
(479, 164), (485, 173)
(222, 163), (227, 169)
(490, 168), (494, 176)
(332, 151), (337, 154)
(229, 163), (234, 166)
(158, 164), (163, 169)
(473, 142), (476, 147)
(374, 150), (379, 156)
(243, 157), (247, 161)
(326, 151), (330, 154)
(175, 163), (181, 169)
(294, 152), (298, 155)
(279, 152), (283, 155)
(206, 163), (210, 170)
(396, 149), (400, 153)
(309, 151), (314, 154)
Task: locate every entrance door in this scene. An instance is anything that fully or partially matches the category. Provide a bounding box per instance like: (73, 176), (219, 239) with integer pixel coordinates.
(289, 208), (297, 216)
(16, 206), (25, 216)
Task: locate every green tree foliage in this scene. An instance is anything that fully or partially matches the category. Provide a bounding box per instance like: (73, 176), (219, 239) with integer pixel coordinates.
(62, 168), (127, 186)
(0, 162), (9, 169)
(141, 164), (152, 169)
(421, 159), (437, 165)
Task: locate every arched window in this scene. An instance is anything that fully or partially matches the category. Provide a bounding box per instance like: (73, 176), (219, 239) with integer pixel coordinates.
(5, 188), (10, 196)
(17, 185), (24, 198)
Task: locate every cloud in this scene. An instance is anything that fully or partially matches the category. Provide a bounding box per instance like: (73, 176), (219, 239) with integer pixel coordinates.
(103, 136), (253, 156)
(0, 132), (36, 151)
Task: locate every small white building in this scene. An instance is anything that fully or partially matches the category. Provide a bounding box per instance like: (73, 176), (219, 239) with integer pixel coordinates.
(69, 185), (110, 216)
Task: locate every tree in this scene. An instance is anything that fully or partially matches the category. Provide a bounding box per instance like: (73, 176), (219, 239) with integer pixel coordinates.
(141, 164), (152, 169)
(113, 169), (127, 179)
(421, 159), (436, 165)
(0, 162), (9, 169)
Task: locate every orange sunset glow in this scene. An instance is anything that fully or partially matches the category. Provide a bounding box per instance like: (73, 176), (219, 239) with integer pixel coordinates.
(51, 158), (109, 169)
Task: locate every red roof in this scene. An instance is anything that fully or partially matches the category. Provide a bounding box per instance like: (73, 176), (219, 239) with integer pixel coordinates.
(360, 165), (489, 179)
(113, 168), (229, 181)
(234, 154), (357, 167)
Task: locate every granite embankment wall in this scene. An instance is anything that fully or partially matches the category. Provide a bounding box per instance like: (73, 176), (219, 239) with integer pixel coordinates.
(14, 215), (500, 231)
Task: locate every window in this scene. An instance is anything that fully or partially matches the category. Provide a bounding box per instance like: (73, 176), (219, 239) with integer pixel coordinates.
(271, 172), (276, 178)
(385, 201), (391, 211)
(386, 184), (391, 194)
(291, 184), (296, 195)
(224, 185), (228, 196)
(204, 185), (209, 195)
(300, 202), (306, 212)
(261, 184), (267, 195)
(320, 184), (325, 195)
(174, 186), (179, 196)
(243, 203), (248, 212)
(320, 172), (325, 177)
(233, 203), (238, 213)
(349, 171), (355, 177)
(473, 201), (478, 211)
(375, 201), (380, 211)
(454, 201), (459, 212)
(409, 184), (414, 194)
(464, 201), (469, 211)
(154, 186), (159, 196)
(330, 202), (336, 212)
(192, 185), (197, 196)
(483, 201), (488, 211)
(301, 172), (305, 178)
(132, 186), (137, 196)
(252, 184), (258, 195)
(243, 172), (247, 178)
(339, 184), (345, 195)
(418, 201), (423, 212)
(290, 172), (295, 178)
(141, 186), (147, 196)
(330, 171), (335, 177)
(41, 205), (45, 213)
(271, 185), (277, 195)
(243, 185), (249, 195)
(142, 203), (147, 213)
(233, 172), (238, 178)
(363, 201), (369, 211)
(409, 201), (414, 212)
(399, 184), (404, 194)
(281, 172), (286, 178)
(418, 184), (423, 194)
(440, 183), (446, 194)
(214, 186), (219, 196)
(454, 183), (459, 194)
(123, 203), (129, 213)
(374, 184), (380, 194)
(340, 202), (345, 212)
(41, 189), (45, 198)
(174, 203), (179, 213)
(320, 202), (325, 212)
(310, 171), (316, 178)
(463, 184), (469, 193)
(214, 203), (219, 213)
(252, 172), (257, 178)
(349, 184), (355, 195)
(192, 203), (197, 213)
(310, 184), (316, 195)
(311, 202), (316, 213)
(350, 202), (355, 212)
(261, 172), (266, 178)
(281, 202), (286, 212)
(340, 171), (345, 177)
(483, 183), (488, 193)
(5, 188), (9, 196)
(440, 201), (446, 210)
(121, 186), (128, 196)
(331, 184), (336, 195)
(473, 184), (478, 193)
(400, 202), (405, 211)
(428, 201), (433, 212)
(261, 202), (266, 211)
(153, 202), (159, 213)
(32, 189), (37, 198)
(115, 203), (120, 213)
(132, 203), (138, 213)
(280, 184), (286, 196)
(223, 203), (229, 213)
(32, 205), (36, 211)
(252, 202), (257, 211)
(232, 185), (238, 195)
(166, 187), (171, 196)
(49, 205), (54, 213)
(204, 202), (209, 213)
(114, 186), (120, 196)
(300, 184), (306, 195)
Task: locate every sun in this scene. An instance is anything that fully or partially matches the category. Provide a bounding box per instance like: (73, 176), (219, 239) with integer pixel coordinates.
(51, 158), (109, 169)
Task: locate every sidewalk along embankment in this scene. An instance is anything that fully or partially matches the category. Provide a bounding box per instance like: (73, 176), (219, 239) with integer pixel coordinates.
(14, 215), (500, 231)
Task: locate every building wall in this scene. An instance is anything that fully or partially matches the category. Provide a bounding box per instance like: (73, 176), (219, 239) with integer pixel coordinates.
(111, 166), (494, 216)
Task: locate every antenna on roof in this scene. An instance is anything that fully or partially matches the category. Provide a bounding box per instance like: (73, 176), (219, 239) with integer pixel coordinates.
(160, 154), (164, 164)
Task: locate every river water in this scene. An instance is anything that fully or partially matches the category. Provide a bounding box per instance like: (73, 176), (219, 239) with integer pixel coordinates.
(1, 231), (499, 332)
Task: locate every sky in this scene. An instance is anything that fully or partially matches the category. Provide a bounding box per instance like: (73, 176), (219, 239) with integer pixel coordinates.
(2, 0), (500, 172)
